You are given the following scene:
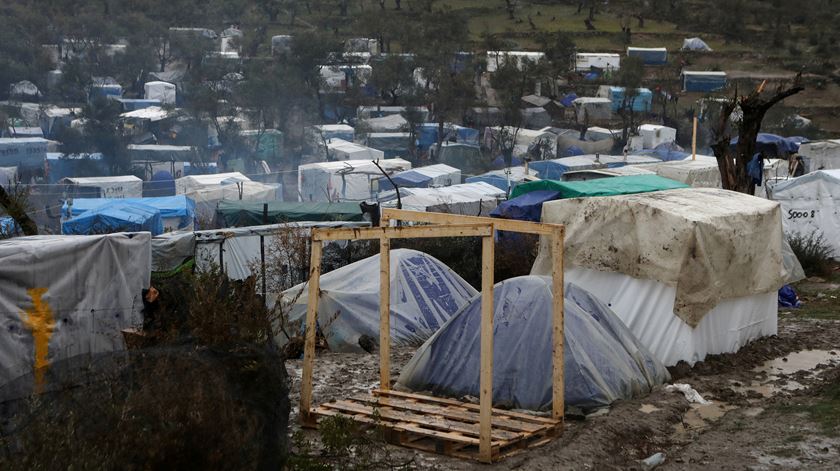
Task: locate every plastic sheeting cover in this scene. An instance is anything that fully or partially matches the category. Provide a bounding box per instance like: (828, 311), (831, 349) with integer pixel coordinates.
(397, 277), (670, 410)
(0, 233), (151, 392)
(62, 201), (164, 236)
(490, 190), (562, 222)
(771, 169), (840, 260)
(279, 249), (478, 353)
(510, 175), (687, 199)
(533, 188), (789, 326)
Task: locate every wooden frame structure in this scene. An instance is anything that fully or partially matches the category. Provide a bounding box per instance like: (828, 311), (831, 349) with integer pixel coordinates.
(299, 209), (565, 463)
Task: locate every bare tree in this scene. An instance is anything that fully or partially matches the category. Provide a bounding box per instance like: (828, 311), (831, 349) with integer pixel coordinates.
(711, 75), (804, 194)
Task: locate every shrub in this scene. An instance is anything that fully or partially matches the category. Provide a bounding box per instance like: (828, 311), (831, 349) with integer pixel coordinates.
(787, 231), (835, 277)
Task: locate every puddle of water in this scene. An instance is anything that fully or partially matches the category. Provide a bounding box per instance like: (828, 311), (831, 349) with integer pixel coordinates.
(639, 404), (661, 414)
(672, 400), (737, 440)
(752, 350), (840, 376)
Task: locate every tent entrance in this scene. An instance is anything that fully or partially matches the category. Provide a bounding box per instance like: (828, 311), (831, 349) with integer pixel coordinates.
(299, 209), (566, 463)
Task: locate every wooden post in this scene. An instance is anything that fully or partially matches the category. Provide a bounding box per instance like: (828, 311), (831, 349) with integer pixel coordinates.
(551, 227), (565, 424)
(692, 116), (698, 161)
(379, 237), (391, 391)
(300, 240), (323, 426)
(479, 234), (495, 463)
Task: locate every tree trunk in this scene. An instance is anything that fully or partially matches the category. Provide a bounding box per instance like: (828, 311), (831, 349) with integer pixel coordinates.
(0, 186), (38, 236)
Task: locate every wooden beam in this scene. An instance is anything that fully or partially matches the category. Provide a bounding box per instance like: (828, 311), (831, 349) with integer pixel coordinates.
(692, 116), (698, 161)
(311, 223), (493, 241)
(300, 239), (323, 427)
(379, 237), (391, 391)
(381, 208), (559, 236)
(551, 227), (565, 423)
(478, 235), (495, 463)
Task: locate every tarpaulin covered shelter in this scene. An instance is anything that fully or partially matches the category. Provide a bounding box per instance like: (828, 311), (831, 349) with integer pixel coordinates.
(770, 170), (840, 260)
(682, 38), (712, 51)
(532, 188), (799, 365)
(490, 190), (561, 222)
(627, 47), (668, 65)
(310, 124), (354, 142)
(510, 174), (687, 199)
(278, 249), (478, 353)
(62, 201), (164, 236)
(63, 195), (195, 232)
(380, 182), (506, 216)
(326, 138), (385, 161)
(0, 138), (49, 168)
(556, 128), (615, 155)
(682, 71), (727, 92)
(364, 132), (411, 159)
(574, 53), (620, 72)
(298, 158), (411, 202)
(465, 166), (538, 192)
(596, 86), (653, 113)
(639, 124), (677, 149)
(357, 114), (408, 132)
(730, 133), (806, 158)
(634, 141), (689, 161)
(380, 164), (460, 190)
(417, 123), (480, 151)
(637, 157), (723, 188)
(798, 139), (840, 172)
(397, 277), (670, 411)
(216, 200), (365, 227)
(437, 143), (485, 176)
(127, 144), (195, 162)
(572, 97), (612, 123)
(144, 81), (176, 105)
(529, 154), (661, 180)
(175, 172), (281, 221)
(61, 175), (143, 198)
(0, 233), (150, 394)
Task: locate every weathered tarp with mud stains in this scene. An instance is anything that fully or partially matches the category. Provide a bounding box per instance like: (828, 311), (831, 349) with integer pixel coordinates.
(0, 233), (150, 395)
(532, 188), (789, 326)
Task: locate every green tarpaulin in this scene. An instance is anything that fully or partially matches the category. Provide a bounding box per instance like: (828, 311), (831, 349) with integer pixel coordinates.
(510, 175), (689, 199)
(217, 200), (365, 227)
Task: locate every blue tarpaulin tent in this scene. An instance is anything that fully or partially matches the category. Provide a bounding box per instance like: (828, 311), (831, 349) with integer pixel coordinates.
(63, 196), (193, 231)
(682, 71), (727, 92)
(397, 277), (670, 411)
(560, 93), (578, 107)
(490, 190), (561, 222)
(601, 87), (653, 112)
(627, 47), (668, 65)
(730, 133), (807, 157)
(417, 123), (480, 151)
(62, 201), (164, 235)
(635, 142), (690, 161)
(143, 171), (177, 197)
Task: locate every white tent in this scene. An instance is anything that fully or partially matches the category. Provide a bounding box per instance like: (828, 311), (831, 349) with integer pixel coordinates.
(357, 114), (408, 132)
(0, 233), (150, 393)
(638, 124), (676, 149)
(573, 97), (612, 123)
(326, 138), (385, 161)
(574, 53), (621, 72)
(60, 175), (143, 198)
(637, 157), (722, 188)
(798, 140), (840, 172)
(144, 81), (176, 105)
(385, 164), (461, 189)
(681, 38), (712, 52)
(298, 158), (411, 202)
(770, 170), (840, 260)
(175, 172), (279, 222)
(380, 181), (506, 216)
(532, 188), (798, 366)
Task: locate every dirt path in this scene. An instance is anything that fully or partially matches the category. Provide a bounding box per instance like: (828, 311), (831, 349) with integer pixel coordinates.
(286, 313), (840, 470)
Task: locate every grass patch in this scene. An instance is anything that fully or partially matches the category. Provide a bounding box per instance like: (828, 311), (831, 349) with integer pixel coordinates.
(777, 382), (840, 436)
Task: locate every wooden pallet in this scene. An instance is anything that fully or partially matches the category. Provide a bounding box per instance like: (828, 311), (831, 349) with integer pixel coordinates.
(309, 389), (562, 462)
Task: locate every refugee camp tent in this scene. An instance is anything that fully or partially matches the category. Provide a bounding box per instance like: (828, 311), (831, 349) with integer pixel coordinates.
(61, 175), (143, 198)
(529, 154), (660, 180)
(113, 99), (161, 113)
(561, 166), (656, 181)
(627, 47), (668, 65)
(490, 190), (561, 222)
(143, 81), (177, 105)
(279, 249), (478, 353)
(532, 188), (797, 365)
(521, 107), (551, 129)
(127, 144), (195, 162)
(356, 114), (408, 132)
(637, 157), (722, 188)
(379, 182), (506, 216)
(380, 164), (461, 190)
(417, 123), (480, 151)
(326, 138), (385, 161)
(682, 38), (712, 52)
(62, 200), (164, 236)
(770, 170), (840, 260)
(240, 129), (283, 161)
(63, 195), (195, 232)
(7, 127), (44, 138)
(358, 106), (429, 121)
(9, 80), (41, 100)
(310, 124), (355, 142)
(794, 140), (840, 172)
(510, 174), (687, 199)
(365, 132), (411, 158)
(0, 138), (49, 168)
(175, 172), (250, 194)
(682, 71), (727, 92)
(465, 166), (538, 192)
(398, 277), (670, 411)
(271, 35), (293, 55)
(572, 98), (612, 123)
(556, 128), (615, 155)
(175, 172), (280, 221)
(597, 86), (653, 113)
(298, 158), (411, 202)
(731, 133), (806, 158)
(193, 221), (369, 284)
(437, 143), (486, 176)
(639, 124), (676, 149)
(0, 233), (151, 394)
(216, 200), (365, 227)
(574, 53), (621, 72)
(634, 141), (690, 161)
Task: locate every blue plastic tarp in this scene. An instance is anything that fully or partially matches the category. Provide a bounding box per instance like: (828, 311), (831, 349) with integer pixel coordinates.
(398, 277), (670, 411)
(417, 124), (479, 150)
(730, 133), (808, 157)
(64, 196), (193, 230)
(0, 216), (19, 237)
(143, 171), (176, 197)
(635, 142), (689, 161)
(560, 93), (578, 107)
(490, 190), (562, 222)
(387, 170), (433, 188)
(62, 201), (164, 236)
(604, 87), (653, 112)
(683, 73), (726, 92)
(627, 48), (668, 65)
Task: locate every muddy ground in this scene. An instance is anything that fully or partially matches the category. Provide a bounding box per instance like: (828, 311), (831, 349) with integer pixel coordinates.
(286, 280), (840, 470)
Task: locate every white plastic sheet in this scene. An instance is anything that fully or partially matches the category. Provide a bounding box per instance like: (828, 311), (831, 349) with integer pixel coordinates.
(771, 169), (840, 260)
(61, 175), (143, 198)
(278, 249), (478, 353)
(398, 277), (670, 410)
(0, 233), (151, 392)
(380, 182), (506, 216)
